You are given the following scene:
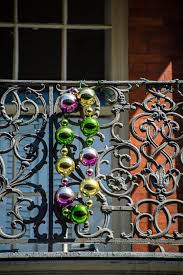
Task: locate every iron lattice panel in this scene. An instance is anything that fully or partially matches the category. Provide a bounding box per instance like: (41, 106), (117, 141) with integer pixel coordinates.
(0, 80), (182, 252)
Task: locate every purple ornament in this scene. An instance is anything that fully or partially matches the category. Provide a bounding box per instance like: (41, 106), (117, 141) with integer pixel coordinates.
(62, 177), (69, 186)
(55, 186), (75, 207)
(86, 168), (94, 177)
(59, 93), (78, 113)
(80, 147), (98, 166)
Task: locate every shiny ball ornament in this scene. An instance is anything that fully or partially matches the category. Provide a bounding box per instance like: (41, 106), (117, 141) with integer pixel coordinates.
(61, 205), (73, 223)
(61, 147), (69, 156)
(80, 147), (98, 166)
(61, 119), (69, 127)
(56, 156), (75, 176)
(55, 186), (75, 207)
(86, 137), (94, 146)
(79, 88), (96, 107)
(86, 200), (93, 208)
(81, 117), (99, 137)
(70, 87), (79, 95)
(62, 177), (69, 186)
(62, 207), (70, 217)
(56, 126), (75, 145)
(70, 204), (89, 224)
(59, 93), (78, 113)
(80, 178), (100, 197)
(86, 168), (94, 177)
(85, 107), (94, 117)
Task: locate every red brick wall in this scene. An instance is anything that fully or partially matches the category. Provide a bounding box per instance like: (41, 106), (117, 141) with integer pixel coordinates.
(129, 0), (183, 81)
(129, 0), (183, 252)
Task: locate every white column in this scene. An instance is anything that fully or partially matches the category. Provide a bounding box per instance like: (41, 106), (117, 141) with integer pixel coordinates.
(112, 0), (128, 80)
(111, 0), (130, 252)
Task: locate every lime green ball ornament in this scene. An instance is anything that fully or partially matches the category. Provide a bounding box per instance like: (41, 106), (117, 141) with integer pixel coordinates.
(86, 137), (94, 146)
(56, 126), (75, 145)
(81, 117), (99, 137)
(70, 204), (89, 224)
(61, 206), (73, 223)
(62, 207), (70, 217)
(56, 119), (75, 145)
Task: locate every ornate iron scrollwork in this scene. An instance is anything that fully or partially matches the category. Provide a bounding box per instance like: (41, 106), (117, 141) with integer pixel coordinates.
(0, 85), (48, 239)
(0, 80), (182, 252)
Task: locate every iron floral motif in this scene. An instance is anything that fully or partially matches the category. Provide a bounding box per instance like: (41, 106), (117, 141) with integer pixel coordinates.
(0, 85), (48, 239)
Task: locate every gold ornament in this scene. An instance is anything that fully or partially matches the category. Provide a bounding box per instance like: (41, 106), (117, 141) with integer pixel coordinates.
(78, 88), (96, 107)
(61, 147), (69, 156)
(86, 200), (93, 208)
(85, 107), (94, 117)
(80, 178), (100, 197)
(56, 156), (75, 176)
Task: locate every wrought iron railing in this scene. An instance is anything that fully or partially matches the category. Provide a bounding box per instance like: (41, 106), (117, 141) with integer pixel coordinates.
(0, 79), (182, 254)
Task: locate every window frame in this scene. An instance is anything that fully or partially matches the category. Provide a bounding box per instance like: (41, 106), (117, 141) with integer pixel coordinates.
(0, 0), (112, 81)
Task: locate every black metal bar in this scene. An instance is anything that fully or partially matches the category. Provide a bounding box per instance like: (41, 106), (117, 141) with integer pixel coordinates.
(48, 85), (54, 252)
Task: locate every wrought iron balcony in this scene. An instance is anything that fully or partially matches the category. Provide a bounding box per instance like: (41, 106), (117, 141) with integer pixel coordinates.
(0, 79), (183, 255)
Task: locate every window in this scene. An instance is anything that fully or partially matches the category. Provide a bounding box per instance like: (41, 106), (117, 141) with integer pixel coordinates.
(0, 0), (112, 81)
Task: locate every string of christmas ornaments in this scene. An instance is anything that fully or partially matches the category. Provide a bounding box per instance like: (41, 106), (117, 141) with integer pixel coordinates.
(54, 87), (100, 225)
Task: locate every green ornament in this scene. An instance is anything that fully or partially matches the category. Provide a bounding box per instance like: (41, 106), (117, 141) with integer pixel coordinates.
(70, 204), (89, 224)
(56, 126), (75, 145)
(61, 206), (72, 223)
(62, 207), (70, 217)
(86, 137), (94, 146)
(81, 117), (99, 137)
(61, 119), (69, 126)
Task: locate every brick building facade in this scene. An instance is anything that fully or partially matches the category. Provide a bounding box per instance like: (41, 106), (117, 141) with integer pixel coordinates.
(129, 0), (183, 253)
(0, 0), (183, 274)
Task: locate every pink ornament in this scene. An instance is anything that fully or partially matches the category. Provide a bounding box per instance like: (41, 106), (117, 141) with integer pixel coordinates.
(55, 186), (75, 207)
(80, 147), (98, 166)
(59, 93), (78, 113)
(62, 177), (69, 186)
(86, 168), (94, 177)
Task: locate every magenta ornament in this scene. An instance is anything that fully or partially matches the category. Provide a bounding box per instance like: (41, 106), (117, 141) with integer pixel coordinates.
(55, 186), (75, 207)
(80, 147), (98, 166)
(62, 177), (69, 186)
(59, 93), (78, 113)
(86, 168), (94, 177)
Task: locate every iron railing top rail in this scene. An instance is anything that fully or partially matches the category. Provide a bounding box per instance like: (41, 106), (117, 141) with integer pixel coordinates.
(0, 79), (183, 86)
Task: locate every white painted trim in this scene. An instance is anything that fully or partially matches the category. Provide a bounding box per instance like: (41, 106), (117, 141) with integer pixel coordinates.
(112, 0), (128, 80)
(61, 0), (68, 81)
(0, 23), (112, 30)
(111, 0), (129, 252)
